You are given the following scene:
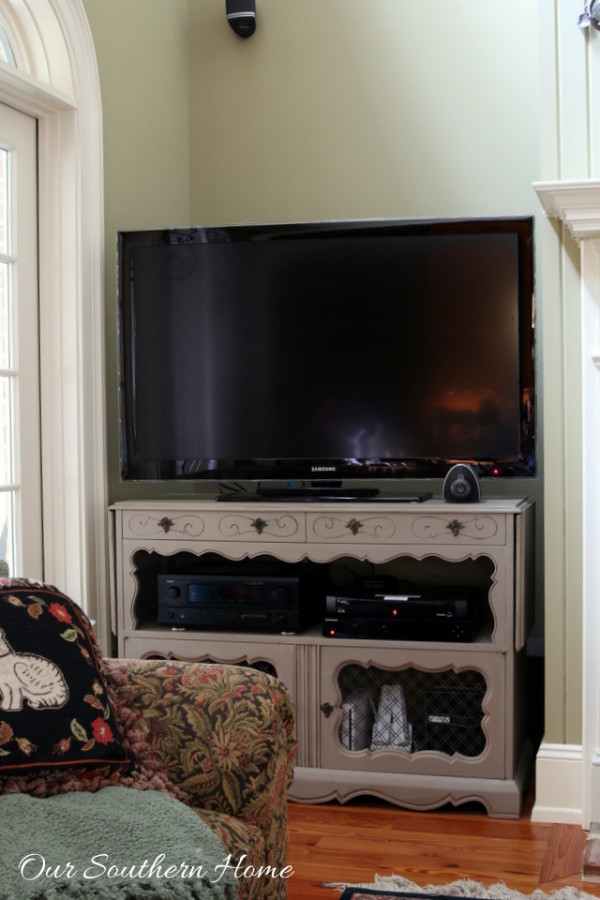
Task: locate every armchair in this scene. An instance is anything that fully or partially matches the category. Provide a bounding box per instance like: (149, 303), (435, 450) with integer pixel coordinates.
(103, 658), (297, 900)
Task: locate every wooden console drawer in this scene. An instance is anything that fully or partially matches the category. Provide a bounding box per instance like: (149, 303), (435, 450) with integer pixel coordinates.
(121, 508), (305, 542)
(409, 513), (506, 546)
(121, 509), (207, 541)
(307, 511), (506, 546)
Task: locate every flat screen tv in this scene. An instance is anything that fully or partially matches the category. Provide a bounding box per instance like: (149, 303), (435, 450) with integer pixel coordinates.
(117, 217), (535, 494)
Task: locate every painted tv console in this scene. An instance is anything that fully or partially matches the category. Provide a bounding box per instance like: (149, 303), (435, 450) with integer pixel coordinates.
(109, 496), (535, 818)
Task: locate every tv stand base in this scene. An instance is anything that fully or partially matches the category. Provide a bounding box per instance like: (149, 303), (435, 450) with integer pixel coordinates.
(290, 740), (534, 819)
(217, 487), (433, 502)
(110, 496), (534, 819)
(258, 485), (379, 500)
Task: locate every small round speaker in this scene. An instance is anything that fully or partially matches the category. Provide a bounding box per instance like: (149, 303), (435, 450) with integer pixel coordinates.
(442, 464), (481, 503)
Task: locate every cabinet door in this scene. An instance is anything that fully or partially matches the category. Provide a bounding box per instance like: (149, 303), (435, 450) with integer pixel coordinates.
(319, 645), (506, 779)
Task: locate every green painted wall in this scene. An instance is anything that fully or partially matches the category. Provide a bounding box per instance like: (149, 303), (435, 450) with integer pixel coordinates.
(83, 0), (191, 501)
(188, 2), (539, 223)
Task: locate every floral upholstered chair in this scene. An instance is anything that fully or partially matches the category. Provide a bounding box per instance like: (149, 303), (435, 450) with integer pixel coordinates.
(104, 657), (297, 899)
(0, 575), (297, 900)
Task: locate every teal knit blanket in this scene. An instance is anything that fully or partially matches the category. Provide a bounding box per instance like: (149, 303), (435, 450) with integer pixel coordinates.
(0, 787), (238, 898)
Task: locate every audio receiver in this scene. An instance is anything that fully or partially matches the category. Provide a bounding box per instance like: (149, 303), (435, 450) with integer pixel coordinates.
(158, 571), (309, 633)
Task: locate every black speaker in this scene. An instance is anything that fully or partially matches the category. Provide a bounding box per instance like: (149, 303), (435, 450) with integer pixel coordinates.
(226, 0), (256, 37)
(442, 464), (481, 503)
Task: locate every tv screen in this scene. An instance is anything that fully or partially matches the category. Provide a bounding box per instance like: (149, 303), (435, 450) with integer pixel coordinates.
(117, 218), (535, 486)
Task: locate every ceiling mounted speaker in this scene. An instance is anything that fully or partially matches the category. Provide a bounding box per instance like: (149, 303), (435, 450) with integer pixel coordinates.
(226, 0), (256, 37)
(442, 464), (481, 503)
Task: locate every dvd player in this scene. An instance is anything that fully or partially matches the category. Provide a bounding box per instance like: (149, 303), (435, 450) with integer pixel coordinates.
(322, 614), (480, 642)
(323, 586), (482, 642)
(326, 590), (475, 620)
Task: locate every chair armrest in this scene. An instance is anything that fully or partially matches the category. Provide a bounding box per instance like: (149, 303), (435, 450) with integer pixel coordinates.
(104, 658), (297, 867)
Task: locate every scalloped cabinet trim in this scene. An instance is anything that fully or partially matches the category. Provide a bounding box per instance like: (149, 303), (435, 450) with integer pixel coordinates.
(110, 497), (535, 818)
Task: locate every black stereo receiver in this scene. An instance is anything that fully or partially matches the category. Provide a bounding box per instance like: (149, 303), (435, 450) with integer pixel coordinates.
(158, 572), (305, 633)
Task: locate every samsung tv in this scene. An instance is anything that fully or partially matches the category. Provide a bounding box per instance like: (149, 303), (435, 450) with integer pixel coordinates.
(117, 217), (535, 494)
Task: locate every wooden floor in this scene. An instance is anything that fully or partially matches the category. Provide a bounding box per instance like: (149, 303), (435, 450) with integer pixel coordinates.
(285, 787), (600, 899)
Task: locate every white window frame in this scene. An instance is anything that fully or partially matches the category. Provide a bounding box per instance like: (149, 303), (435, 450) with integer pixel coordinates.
(0, 101), (42, 578)
(0, 1), (108, 649)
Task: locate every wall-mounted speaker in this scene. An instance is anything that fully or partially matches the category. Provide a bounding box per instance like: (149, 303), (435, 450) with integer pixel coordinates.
(442, 464), (481, 503)
(226, 0), (256, 37)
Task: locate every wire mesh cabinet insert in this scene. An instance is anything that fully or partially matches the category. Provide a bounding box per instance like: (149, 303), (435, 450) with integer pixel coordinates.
(319, 647), (508, 779)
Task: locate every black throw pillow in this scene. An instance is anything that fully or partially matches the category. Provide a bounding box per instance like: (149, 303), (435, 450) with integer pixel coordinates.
(0, 579), (134, 779)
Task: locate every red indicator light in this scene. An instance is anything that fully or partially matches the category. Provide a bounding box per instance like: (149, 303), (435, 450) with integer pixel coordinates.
(392, 609), (398, 617)
(492, 466), (500, 476)
(329, 629), (336, 636)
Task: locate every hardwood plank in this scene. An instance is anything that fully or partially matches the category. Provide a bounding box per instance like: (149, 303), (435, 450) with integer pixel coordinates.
(539, 824), (589, 885)
(286, 798), (600, 900)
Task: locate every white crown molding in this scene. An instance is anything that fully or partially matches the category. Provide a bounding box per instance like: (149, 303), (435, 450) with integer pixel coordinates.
(534, 180), (600, 241)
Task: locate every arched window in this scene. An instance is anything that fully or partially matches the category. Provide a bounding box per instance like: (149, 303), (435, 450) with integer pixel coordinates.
(0, 1), (108, 649)
(0, 22), (16, 65)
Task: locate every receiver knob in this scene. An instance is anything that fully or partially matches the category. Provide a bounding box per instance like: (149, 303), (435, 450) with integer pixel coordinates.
(271, 586), (291, 605)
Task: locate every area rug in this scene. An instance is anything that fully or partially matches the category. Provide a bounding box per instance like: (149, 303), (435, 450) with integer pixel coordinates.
(325, 876), (600, 900)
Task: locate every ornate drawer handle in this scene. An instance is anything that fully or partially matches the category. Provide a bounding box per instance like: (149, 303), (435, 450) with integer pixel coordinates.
(251, 517), (268, 534)
(157, 516), (174, 533)
(320, 702), (334, 718)
(447, 518), (465, 537)
(346, 518), (363, 536)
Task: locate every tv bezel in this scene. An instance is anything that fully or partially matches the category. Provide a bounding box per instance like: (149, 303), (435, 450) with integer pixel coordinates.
(117, 216), (536, 485)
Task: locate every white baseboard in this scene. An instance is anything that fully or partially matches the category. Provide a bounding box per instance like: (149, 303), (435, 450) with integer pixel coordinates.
(531, 741), (583, 824)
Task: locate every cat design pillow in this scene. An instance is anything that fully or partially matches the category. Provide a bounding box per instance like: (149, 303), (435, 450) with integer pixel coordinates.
(0, 579), (133, 778)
